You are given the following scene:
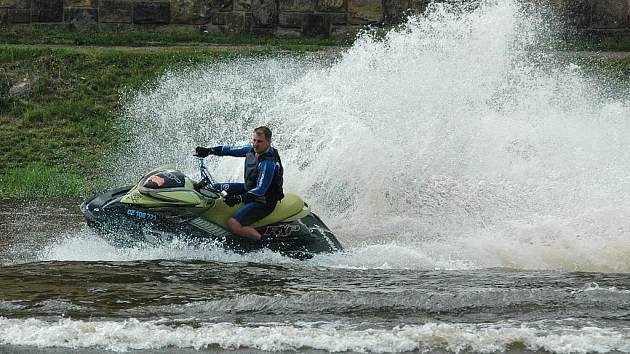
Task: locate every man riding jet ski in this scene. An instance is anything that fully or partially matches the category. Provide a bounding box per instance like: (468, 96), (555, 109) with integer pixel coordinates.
(80, 128), (342, 259)
(194, 126), (284, 242)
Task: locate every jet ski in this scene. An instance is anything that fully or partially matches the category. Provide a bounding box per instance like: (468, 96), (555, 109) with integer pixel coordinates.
(80, 158), (343, 259)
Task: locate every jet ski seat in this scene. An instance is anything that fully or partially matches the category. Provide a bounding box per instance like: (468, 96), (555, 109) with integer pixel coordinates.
(254, 193), (305, 226)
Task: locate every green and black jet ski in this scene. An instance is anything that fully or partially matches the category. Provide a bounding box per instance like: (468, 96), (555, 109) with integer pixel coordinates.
(80, 158), (342, 259)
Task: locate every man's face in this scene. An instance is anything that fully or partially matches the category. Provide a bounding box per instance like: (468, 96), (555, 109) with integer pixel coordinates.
(252, 132), (271, 154)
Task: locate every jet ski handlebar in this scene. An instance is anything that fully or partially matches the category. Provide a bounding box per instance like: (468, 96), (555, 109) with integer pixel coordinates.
(196, 157), (222, 194)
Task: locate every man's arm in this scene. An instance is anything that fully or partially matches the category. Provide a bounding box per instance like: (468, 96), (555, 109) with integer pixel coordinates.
(207, 144), (252, 157)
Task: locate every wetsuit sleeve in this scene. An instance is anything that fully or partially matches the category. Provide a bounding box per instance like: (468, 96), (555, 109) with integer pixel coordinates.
(213, 144), (252, 157)
(242, 159), (277, 202)
(216, 182), (246, 195)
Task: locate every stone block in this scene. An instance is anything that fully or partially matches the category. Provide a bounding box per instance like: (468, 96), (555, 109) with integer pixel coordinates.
(316, 0), (344, 12)
(199, 23), (221, 32)
(279, 12), (303, 27)
(331, 23), (360, 36)
(32, 0), (63, 22)
(243, 12), (255, 32)
(275, 27), (301, 36)
(97, 21), (133, 30)
(0, 0), (29, 8)
(212, 11), (243, 31)
(302, 13), (329, 36)
(223, 12), (244, 32)
(235, 0), (251, 11)
(100, 0), (132, 23)
(65, 7), (98, 29)
(65, 7), (98, 21)
(383, 0), (411, 24)
(8, 8), (30, 22)
(134, 1), (171, 24)
(326, 12), (346, 25)
(589, 0), (627, 29)
(64, 0), (97, 7)
(171, 0), (211, 24)
(279, 0), (315, 12)
(348, 0), (383, 24)
(252, 26), (275, 34)
(563, 0), (590, 27)
(211, 0), (232, 12)
(0, 0), (29, 7)
(155, 23), (200, 31)
(251, 0), (277, 26)
(278, 0), (290, 10)
(409, 0), (427, 13)
(31, 22), (71, 29)
(211, 11), (227, 24)
(545, 0), (589, 27)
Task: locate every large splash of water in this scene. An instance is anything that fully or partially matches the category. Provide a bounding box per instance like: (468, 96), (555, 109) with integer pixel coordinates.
(113, 0), (630, 272)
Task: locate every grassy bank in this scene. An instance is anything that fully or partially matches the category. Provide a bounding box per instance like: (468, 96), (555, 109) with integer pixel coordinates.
(0, 40), (336, 198)
(0, 163), (87, 197)
(561, 33), (630, 52)
(0, 47), (238, 166)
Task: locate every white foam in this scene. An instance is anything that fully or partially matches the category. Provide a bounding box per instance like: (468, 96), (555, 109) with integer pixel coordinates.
(574, 282), (630, 295)
(34, 300), (92, 313)
(30, 217), (629, 272)
(1, 317), (628, 353)
(35, 230), (288, 264)
(0, 301), (25, 311)
(31, 220), (629, 272)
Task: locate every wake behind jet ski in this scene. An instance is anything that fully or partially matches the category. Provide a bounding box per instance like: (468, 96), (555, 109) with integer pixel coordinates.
(80, 157), (342, 259)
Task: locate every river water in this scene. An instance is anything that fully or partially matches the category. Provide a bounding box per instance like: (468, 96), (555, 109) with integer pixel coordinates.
(1, 199), (630, 353)
(3, 0), (630, 352)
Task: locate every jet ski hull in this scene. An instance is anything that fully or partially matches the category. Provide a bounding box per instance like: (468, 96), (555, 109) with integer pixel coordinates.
(80, 187), (342, 259)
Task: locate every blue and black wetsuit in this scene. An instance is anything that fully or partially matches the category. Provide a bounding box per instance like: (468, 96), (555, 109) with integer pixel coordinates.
(212, 144), (284, 226)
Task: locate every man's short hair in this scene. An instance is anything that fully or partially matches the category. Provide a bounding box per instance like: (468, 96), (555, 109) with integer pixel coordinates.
(254, 126), (272, 140)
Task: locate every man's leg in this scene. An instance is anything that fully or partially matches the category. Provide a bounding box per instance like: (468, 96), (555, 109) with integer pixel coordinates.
(227, 217), (262, 241)
(229, 201), (276, 241)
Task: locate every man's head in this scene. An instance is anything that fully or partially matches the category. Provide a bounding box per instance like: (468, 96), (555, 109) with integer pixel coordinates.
(252, 126), (272, 154)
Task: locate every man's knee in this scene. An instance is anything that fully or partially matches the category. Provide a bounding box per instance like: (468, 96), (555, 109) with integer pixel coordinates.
(227, 217), (242, 232)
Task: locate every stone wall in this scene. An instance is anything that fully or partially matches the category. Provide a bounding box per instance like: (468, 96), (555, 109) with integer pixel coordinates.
(0, 0), (628, 37)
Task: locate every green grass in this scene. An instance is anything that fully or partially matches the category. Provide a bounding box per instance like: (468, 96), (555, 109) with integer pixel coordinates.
(0, 46), (247, 169)
(0, 163), (90, 197)
(557, 33), (630, 52)
(0, 45), (264, 197)
(591, 36), (630, 52)
(0, 27), (355, 48)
